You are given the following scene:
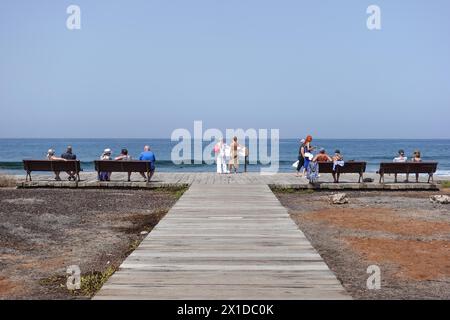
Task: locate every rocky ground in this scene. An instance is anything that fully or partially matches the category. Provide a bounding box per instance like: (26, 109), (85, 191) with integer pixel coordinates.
(274, 188), (450, 299)
(0, 187), (184, 299)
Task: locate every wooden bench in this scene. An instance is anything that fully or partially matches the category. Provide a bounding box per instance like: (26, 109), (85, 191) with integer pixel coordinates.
(318, 161), (367, 183)
(377, 162), (438, 183)
(94, 160), (154, 182)
(23, 160), (81, 181)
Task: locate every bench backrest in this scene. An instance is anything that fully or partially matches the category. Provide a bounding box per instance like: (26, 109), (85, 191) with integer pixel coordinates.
(23, 160), (81, 172)
(379, 162), (438, 174)
(94, 160), (153, 172)
(318, 161), (366, 173)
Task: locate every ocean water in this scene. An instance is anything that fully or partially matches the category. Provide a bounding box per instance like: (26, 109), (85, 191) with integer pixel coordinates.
(0, 138), (449, 175)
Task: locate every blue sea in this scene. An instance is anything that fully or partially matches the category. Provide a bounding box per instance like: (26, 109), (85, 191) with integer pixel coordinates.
(0, 139), (449, 176)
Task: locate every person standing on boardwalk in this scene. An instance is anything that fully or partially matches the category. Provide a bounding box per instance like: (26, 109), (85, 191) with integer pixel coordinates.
(303, 135), (314, 173)
(61, 146), (77, 181)
(139, 145), (156, 182)
(296, 139), (306, 177)
(229, 136), (240, 174)
(214, 138), (228, 174)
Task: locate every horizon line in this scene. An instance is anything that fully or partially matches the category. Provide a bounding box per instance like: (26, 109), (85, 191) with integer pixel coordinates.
(1, 137), (450, 140)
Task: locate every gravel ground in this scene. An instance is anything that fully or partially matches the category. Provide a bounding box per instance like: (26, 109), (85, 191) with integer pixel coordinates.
(273, 189), (450, 299)
(0, 187), (184, 299)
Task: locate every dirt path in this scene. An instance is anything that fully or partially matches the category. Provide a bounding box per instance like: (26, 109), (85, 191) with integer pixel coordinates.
(0, 187), (184, 299)
(274, 189), (450, 299)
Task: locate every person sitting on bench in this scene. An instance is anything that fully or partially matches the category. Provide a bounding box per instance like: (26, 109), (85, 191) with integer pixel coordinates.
(115, 148), (132, 161)
(99, 148), (112, 181)
(61, 146), (77, 181)
(393, 149), (407, 162)
(312, 148), (332, 162)
(331, 150), (344, 183)
(139, 145), (156, 181)
(114, 148), (133, 180)
(410, 149), (422, 182)
(46, 149), (67, 181)
(393, 149), (407, 182)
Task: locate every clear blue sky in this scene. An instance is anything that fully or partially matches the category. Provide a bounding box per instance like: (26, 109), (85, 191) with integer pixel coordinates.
(1, 0), (449, 138)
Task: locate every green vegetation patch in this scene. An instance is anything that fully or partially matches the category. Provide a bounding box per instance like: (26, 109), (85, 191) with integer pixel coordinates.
(270, 185), (315, 194)
(440, 180), (450, 189)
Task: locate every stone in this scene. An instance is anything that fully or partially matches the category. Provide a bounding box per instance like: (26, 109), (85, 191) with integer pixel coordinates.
(140, 231), (149, 235)
(430, 195), (450, 204)
(330, 193), (349, 204)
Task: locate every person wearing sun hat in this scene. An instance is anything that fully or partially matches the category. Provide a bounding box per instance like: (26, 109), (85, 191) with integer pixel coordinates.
(46, 148), (67, 181)
(99, 148), (112, 181)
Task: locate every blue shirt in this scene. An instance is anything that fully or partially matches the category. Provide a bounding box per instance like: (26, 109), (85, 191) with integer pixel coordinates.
(139, 151), (156, 169)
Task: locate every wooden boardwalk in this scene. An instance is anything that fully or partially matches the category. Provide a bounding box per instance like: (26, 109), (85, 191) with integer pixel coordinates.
(94, 183), (351, 300)
(17, 171), (441, 190)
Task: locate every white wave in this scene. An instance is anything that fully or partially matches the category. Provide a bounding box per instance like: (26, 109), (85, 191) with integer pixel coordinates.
(436, 170), (450, 177)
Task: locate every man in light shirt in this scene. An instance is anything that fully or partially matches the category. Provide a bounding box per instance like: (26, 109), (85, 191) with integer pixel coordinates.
(393, 149), (407, 162)
(393, 149), (408, 182)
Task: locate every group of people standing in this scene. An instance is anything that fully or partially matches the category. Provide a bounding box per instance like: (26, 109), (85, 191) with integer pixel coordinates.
(45, 145), (156, 181)
(214, 136), (242, 174)
(295, 135), (344, 179)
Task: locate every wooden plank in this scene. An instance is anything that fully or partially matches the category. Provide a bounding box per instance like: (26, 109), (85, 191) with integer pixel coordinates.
(94, 183), (350, 300)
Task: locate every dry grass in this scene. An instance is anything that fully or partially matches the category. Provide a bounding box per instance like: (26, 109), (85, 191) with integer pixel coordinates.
(440, 180), (450, 189)
(0, 174), (16, 187)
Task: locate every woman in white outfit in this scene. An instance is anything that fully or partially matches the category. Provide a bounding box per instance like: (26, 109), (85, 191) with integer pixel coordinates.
(214, 138), (229, 174)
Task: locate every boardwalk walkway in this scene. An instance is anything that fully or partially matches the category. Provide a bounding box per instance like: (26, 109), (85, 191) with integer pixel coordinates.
(17, 172), (441, 190)
(94, 183), (351, 299)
